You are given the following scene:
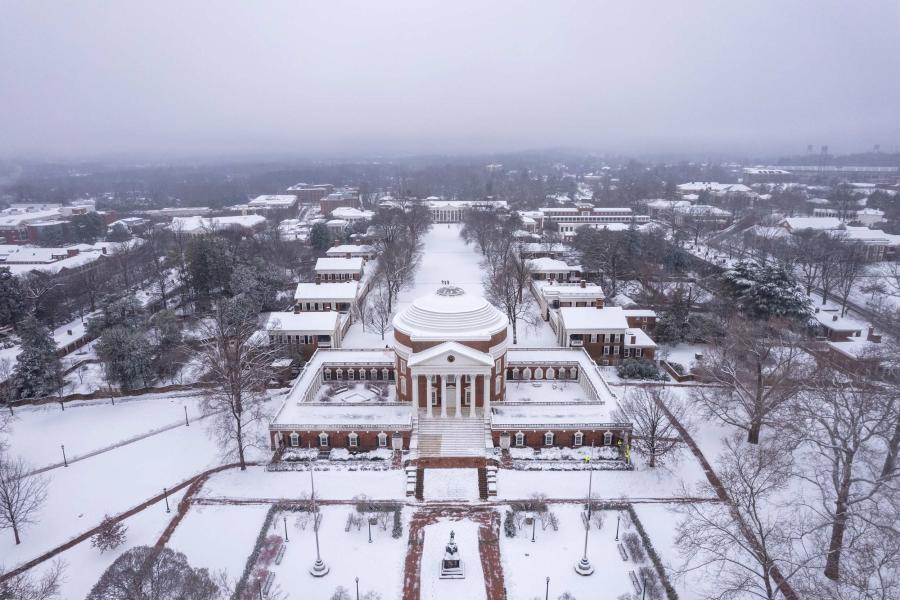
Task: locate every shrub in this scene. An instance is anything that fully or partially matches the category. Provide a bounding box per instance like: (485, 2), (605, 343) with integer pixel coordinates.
(617, 359), (667, 381)
(504, 510), (517, 538)
(392, 510), (403, 539)
(623, 531), (645, 562)
(91, 515), (127, 553)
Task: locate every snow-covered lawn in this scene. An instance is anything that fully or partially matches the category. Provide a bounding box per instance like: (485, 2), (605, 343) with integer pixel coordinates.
(271, 506), (409, 600)
(421, 518), (486, 600)
(501, 505), (659, 600)
(423, 469), (479, 501)
(497, 451), (707, 500)
(657, 342), (709, 372)
(631, 503), (702, 600)
(5, 392), (207, 467)
(167, 503), (271, 581)
(199, 466), (407, 501)
(28, 488), (188, 600)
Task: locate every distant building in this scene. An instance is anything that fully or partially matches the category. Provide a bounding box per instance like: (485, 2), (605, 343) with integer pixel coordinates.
(319, 187), (361, 214)
(554, 306), (656, 366)
(287, 183), (334, 204)
(426, 198), (509, 223)
(170, 215), (267, 236)
(314, 257), (364, 282)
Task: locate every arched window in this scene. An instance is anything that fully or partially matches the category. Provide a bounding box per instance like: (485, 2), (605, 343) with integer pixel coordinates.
(523, 367), (532, 380)
(348, 369), (356, 380)
(381, 368), (389, 381)
(512, 367), (520, 380)
(573, 431), (583, 447)
(495, 376), (501, 394)
(319, 432), (330, 447)
(377, 432), (388, 448)
(569, 367), (578, 379)
(400, 377), (407, 396)
(336, 368), (344, 380)
(515, 432), (525, 447)
(324, 368), (332, 381)
(544, 431), (554, 447)
(370, 368), (378, 380)
(535, 367), (544, 379)
(348, 432), (359, 448)
(603, 431), (613, 446)
(289, 432), (299, 447)
(359, 369), (366, 380)
(546, 367), (555, 380)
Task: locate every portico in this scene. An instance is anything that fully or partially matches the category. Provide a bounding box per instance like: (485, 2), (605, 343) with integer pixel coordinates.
(408, 341), (493, 418)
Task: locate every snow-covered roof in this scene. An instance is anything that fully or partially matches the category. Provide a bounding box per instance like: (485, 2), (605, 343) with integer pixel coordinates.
(526, 257), (581, 272)
(248, 195), (296, 207)
(294, 281), (359, 302)
(812, 309), (866, 333)
(624, 328), (656, 348)
(490, 404), (617, 428)
(273, 404), (412, 430)
(314, 257), (364, 273)
(171, 215), (266, 233)
(558, 306), (629, 331)
(535, 280), (605, 300)
(326, 244), (374, 255)
(264, 311), (340, 333)
(330, 207), (374, 220)
(392, 286), (508, 342)
(622, 309), (657, 318)
(645, 199), (691, 210)
(781, 217), (841, 231)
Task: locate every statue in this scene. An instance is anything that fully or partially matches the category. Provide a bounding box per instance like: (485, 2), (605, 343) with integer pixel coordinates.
(439, 530), (466, 579)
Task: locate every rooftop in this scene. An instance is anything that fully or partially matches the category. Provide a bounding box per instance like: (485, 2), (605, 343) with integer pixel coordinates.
(264, 311), (340, 333)
(314, 257), (364, 272)
(392, 286), (508, 342)
(294, 281), (359, 301)
(558, 306), (629, 331)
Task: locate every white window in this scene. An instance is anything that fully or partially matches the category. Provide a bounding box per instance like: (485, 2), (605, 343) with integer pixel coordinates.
(544, 431), (554, 447)
(348, 369), (356, 380)
(319, 432), (330, 447)
(512, 367), (520, 380)
(336, 368), (343, 380)
(370, 368), (378, 379)
(613, 346), (620, 355)
(573, 431), (583, 447)
(603, 346), (610, 355)
(378, 432), (388, 448)
(381, 368), (389, 380)
(635, 348), (643, 358)
(495, 376), (501, 394)
(348, 432), (359, 447)
(546, 367), (555, 380)
(431, 389), (437, 405)
(534, 367), (543, 379)
(515, 432), (525, 447)
(523, 367), (532, 380)
(623, 349), (631, 358)
(569, 367), (578, 379)
(590, 334), (598, 343)
(290, 432), (299, 447)
(324, 369), (332, 381)
(400, 360), (406, 374)
(603, 431), (613, 446)
(400, 378), (407, 395)
(495, 358), (502, 372)
(465, 390), (471, 405)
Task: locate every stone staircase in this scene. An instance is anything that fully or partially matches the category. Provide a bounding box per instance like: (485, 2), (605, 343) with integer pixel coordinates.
(416, 415), (486, 458)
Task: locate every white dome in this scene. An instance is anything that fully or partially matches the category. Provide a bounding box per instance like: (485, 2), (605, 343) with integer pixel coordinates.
(392, 286), (509, 342)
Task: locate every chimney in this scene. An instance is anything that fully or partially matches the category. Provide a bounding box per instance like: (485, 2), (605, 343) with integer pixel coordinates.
(832, 314), (838, 322)
(580, 280), (586, 288)
(814, 307), (819, 313)
(867, 325), (882, 343)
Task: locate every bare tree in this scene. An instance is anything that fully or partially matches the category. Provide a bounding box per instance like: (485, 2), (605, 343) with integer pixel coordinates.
(0, 454), (49, 545)
(86, 546), (220, 600)
(786, 376), (898, 582)
(0, 560), (64, 600)
(613, 386), (686, 468)
(364, 284), (393, 341)
(675, 436), (803, 600)
(195, 296), (275, 470)
(692, 319), (809, 444)
(832, 241), (867, 317)
(483, 253), (535, 345)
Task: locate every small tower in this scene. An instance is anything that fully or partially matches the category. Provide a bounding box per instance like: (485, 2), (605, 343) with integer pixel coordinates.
(439, 530), (466, 579)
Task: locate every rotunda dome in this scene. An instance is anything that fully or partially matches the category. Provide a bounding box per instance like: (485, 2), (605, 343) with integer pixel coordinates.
(392, 286), (509, 342)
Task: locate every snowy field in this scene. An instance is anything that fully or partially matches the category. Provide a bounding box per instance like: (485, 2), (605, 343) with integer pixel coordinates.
(343, 223), (558, 348)
(199, 466), (407, 501)
(501, 506), (668, 600)
(421, 518), (486, 600)
(270, 506), (410, 600)
(423, 468), (479, 501)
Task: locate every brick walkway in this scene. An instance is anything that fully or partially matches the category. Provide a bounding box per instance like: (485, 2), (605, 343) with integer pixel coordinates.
(402, 507), (506, 600)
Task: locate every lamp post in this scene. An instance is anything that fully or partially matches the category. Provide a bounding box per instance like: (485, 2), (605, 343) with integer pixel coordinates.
(615, 514), (620, 541)
(184, 405), (189, 426)
(355, 577), (359, 600)
(308, 466), (329, 576)
(368, 517), (372, 543)
(575, 455), (595, 575)
(545, 576), (550, 600)
(531, 515), (536, 543)
(164, 488), (170, 513)
(642, 572), (647, 600)
(283, 516), (289, 542)
(61, 445), (68, 467)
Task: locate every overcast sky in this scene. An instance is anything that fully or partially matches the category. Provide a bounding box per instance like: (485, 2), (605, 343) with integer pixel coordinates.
(1, 1), (899, 160)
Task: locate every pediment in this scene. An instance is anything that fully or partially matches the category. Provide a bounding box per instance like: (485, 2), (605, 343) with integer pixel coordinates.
(407, 341), (493, 368)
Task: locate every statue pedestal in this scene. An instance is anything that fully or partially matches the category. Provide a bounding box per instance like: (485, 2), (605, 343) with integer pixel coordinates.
(439, 530), (466, 579)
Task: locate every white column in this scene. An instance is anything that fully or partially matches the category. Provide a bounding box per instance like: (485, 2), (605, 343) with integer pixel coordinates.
(455, 373), (462, 418)
(440, 375), (447, 417)
(411, 371), (418, 411)
(426, 374), (433, 418)
(482, 373), (491, 416)
(469, 374), (476, 418)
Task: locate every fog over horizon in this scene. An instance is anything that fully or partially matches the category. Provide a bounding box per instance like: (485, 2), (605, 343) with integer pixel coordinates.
(2, 1), (899, 161)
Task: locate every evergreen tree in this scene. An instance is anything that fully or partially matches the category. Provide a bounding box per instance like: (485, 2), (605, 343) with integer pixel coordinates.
(0, 267), (25, 330)
(721, 260), (811, 321)
(91, 514), (127, 553)
(96, 326), (154, 390)
(309, 223), (331, 254)
(11, 317), (63, 399)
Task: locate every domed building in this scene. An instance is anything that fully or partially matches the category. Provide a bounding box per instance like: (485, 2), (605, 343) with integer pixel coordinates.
(269, 285), (632, 464)
(392, 286), (508, 418)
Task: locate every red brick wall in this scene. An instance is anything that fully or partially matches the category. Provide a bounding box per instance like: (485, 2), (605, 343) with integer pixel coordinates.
(490, 428), (630, 449)
(272, 429), (410, 451)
